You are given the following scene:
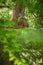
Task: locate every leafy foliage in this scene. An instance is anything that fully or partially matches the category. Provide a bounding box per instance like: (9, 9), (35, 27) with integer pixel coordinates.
(0, 0), (43, 65)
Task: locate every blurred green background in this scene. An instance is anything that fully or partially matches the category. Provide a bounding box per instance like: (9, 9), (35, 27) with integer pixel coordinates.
(0, 0), (43, 65)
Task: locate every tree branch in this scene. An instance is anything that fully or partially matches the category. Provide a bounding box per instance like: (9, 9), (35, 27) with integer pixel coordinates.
(0, 6), (9, 8)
